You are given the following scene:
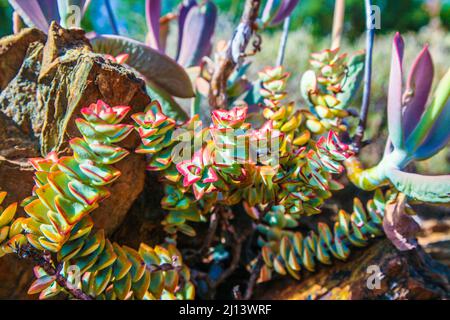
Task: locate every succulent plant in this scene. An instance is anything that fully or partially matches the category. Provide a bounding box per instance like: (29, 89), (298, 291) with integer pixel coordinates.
(0, 101), (194, 300)
(345, 33), (450, 204)
(21, 100), (133, 252)
(300, 48), (365, 133)
(2, 1), (449, 301)
(257, 189), (390, 280)
(134, 91), (354, 236)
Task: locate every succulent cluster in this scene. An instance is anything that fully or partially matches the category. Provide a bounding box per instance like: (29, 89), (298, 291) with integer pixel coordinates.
(134, 92), (354, 238)
(29, 237), (194, 300)
(257, 189), (389, 280)
(300, 48), (365, 133)
(21, 101), (133, 252)
(0, 101), (194, 300)
(2, 0), (449, 300)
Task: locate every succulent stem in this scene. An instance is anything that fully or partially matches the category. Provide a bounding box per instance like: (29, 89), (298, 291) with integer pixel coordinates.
(104, 0), (119, 35)
(353, 0), (375, 153)
(331, 0), (345, 49)
(276, 16), (291, 66)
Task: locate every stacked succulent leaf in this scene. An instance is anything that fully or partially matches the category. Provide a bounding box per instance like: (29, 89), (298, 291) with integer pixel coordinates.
(257, 190), (388, 280)
(300, 48), (365, 133)
(258, 66), (353, 215)
(21, 101), (134, 252)
(0, 101), (194, 300)
(133, 102), (210, 236)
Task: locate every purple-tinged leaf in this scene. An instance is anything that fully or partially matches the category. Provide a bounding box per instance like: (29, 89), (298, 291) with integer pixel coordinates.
(177, 1), (217, 68)
(413, 99), (450, 160)
(40, 0), (60, 23)
(176, 0), (197, 60)
(402, 45), (434, 140)
(383, 193), (420, 251)
(271, 0), (300, 26)
(387, 32), (405, 150)
(406, 68), (450, 153)
(388, 168), (450, 203)
(104, 0), (119, 35)
(91, 35), (194, 98)
(8, 0), (50, 31)
(82, 0), (91, 14)
(145, 0), (161, 50)
(261, 0), (281, 26)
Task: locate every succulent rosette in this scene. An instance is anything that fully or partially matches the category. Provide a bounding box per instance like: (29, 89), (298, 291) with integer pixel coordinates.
(176, 146), (219, 200)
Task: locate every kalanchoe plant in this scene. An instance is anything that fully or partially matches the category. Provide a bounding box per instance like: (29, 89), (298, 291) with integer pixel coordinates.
(345, 33), (450, 204)
(143, 0), (217, 67)
(8, 0), (91, 31)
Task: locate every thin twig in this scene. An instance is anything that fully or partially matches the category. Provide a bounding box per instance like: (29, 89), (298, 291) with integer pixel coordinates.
(208, 0), (262, 109)
(200, 210), (220, 256)
(244, 254), (263, 300)
(352, 0), (374, 153)
(211, 231), (249, 288)
(104, 0), (119, 35)
(17, 244), (93, 300)
(276, 16), (291, 66)
(331, 0), (345, 49)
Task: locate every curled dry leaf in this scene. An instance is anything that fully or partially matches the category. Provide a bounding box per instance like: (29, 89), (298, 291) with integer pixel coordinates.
(383, 193), (421, 251)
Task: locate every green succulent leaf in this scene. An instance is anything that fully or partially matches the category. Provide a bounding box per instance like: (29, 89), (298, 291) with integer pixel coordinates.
(300, 70), (317, 109)
(335, 51), (365, 109)
(388, 168), (450, 203)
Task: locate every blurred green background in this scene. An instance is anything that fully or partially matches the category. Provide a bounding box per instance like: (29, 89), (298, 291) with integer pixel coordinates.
(0, 0), (448, 173)
(1, 0), (450, 38)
